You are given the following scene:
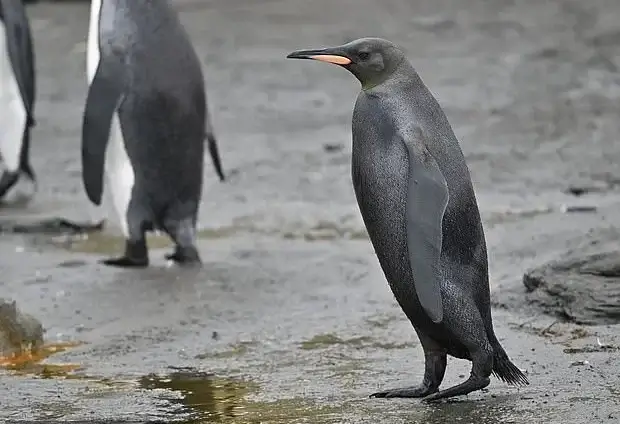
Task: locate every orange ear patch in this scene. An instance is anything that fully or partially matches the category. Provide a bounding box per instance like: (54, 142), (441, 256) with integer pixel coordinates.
(309, 55), (352, 65)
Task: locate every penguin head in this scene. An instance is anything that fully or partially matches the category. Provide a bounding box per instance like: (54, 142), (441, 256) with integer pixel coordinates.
(287, 37), (405, 89)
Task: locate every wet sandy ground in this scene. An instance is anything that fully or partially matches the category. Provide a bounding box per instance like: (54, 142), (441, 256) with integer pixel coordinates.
(1, 0), (620, 422)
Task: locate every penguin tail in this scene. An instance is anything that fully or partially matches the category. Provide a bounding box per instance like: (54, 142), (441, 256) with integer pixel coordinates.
(492, 348), (529, 387)
(204, 113), (225, 182)
(206, 130), (225, 182)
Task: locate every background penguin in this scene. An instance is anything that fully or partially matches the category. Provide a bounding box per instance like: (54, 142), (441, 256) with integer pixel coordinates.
(83, 0), (224, 268)
(0, 0), (36, 203)
(287, 38), (529, 402)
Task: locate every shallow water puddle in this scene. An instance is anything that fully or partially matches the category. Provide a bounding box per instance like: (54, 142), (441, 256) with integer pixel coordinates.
(0, 341), (84, 377)
(135, 369), (538, 423)
(138, 369), (255, 420)
(137, 368), (345, 423)
(50, 232), (173, 255)
(195, 340), (260, 360)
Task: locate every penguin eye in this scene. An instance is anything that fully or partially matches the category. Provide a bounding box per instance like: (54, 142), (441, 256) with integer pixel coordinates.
(358, 51), (370, 61)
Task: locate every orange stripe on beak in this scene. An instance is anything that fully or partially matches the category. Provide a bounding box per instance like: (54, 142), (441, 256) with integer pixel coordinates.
(309, 55), (352, 65)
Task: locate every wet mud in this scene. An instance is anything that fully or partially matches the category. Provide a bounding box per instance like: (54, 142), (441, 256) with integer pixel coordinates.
(1, 0), (620, 422)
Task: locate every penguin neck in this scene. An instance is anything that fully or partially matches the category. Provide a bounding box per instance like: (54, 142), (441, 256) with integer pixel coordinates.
(360, 58), (422, 93)
(359, 56), (406, 91)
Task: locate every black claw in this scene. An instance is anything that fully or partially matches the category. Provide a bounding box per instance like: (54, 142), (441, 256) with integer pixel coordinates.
(421, 393), (442, 403)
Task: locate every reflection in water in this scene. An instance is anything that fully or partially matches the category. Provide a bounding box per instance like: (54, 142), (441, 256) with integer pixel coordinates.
(138, 369), (253, 422)
(138, 368), (345, 423)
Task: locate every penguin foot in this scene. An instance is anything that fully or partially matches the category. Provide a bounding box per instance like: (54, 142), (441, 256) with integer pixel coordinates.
(370, 385), (437, 399)
(100, 256), (149, 268)
(101, 239), (149, 268)
(165, 246), (202, 267)
(421, 376), (490, 403)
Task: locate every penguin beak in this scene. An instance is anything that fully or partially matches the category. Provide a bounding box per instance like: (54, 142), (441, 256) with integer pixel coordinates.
(286, 47), (351, 65)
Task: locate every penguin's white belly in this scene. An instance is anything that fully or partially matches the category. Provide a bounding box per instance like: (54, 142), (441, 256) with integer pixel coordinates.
(104, 113), (134, 237)
(0, 20), (27, 175)
(86, 0), (135, 237)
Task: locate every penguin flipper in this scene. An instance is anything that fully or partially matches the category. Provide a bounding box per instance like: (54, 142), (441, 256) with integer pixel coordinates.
(0, 0), (35, 121)
(402, 129), (449, 324)
(81, 58), (126, 205)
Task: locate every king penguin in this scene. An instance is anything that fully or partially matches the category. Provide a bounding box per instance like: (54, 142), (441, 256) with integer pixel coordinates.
(0, 0), (36, 203)
(287, 38), (529, 402)
(83, 0), (225, 268)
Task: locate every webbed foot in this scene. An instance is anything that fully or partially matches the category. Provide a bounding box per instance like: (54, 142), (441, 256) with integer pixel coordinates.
(101, 239), (148, 268)
(370, 384), (437, 399)
(421, 376), (490, 403)
(101, 256), (149, 268)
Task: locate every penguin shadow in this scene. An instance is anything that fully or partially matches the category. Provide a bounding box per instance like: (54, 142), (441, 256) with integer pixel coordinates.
(0, 204), (104, 237)
(0, 180), (103, 237)
(97, 257), (209, 289)
(399, 393), (530, 424)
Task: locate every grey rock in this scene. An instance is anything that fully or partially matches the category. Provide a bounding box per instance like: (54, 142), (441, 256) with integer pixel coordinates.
(523, 252), (620, 325)
(0, 298), (44, 358)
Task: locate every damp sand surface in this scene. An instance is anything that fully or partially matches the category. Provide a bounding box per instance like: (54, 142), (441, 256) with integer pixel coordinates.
(1, 0), (620, 422)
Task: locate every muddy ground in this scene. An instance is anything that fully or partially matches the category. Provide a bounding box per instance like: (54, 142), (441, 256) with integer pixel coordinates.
(1, 0), (620, 422)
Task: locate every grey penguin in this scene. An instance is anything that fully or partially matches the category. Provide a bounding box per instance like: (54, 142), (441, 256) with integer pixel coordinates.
(83, 0), (225, 268)
(287, 37), (529, 402)
(0, 0), (37, 203)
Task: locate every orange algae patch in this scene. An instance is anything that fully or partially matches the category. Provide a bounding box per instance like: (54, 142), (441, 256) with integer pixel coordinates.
(0, 341), (84, 376)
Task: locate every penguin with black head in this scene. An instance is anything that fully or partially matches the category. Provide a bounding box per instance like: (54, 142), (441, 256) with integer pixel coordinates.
(83, 0), (225, 268)
(287, 37), (528, 402)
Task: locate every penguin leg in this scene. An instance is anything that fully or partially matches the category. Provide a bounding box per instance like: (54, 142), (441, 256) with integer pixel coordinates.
(370, 331), (447, 398)
(19, 128), (37, 186)
(101, 200), (150, 268)
(421, 350), (492, 402)
(0, 171), (20, 200)
(421, 304), (493, 402)
(162, 216), (202, 266)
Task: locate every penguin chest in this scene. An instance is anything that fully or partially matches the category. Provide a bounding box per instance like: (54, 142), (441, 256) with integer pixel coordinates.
(0, 19), (27, 173)
(352, 138), (408, 219)
(352, 141), (410, 273)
